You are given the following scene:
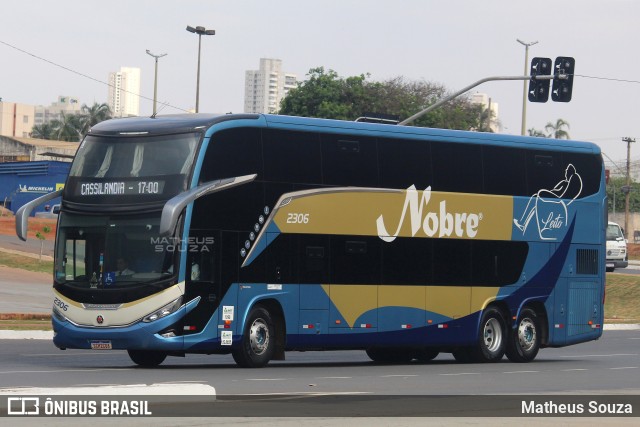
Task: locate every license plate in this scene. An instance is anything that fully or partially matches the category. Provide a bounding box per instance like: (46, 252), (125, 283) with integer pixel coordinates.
(90, 340), (113, 350)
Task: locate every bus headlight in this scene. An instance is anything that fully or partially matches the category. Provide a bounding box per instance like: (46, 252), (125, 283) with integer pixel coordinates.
(142, 297), (183, 323)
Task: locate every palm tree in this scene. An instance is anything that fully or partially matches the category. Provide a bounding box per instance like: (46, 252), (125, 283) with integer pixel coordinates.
(545, 118), (571, 139)
(51, 112), (82, 142)
(31, 123), (55, 140)
(80, 102), (112, 135)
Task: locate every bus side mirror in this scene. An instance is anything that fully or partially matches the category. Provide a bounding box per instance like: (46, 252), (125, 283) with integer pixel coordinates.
(158, 174), (257, 237)
(15, 190), (63, 241)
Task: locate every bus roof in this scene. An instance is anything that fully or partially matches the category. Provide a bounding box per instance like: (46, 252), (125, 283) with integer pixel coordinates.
(87, 113), (600, 155)
(87, 113), (260, 136)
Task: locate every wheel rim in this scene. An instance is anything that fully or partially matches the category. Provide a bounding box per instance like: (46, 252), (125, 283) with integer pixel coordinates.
(483, 317), (503, 353)
(249, 317), (270, 355)
(517, 318), (537, 351)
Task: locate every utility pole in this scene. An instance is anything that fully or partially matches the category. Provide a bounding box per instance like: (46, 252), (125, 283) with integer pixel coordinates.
(146, 50), (167, 116)
(623, 137), (636, 240)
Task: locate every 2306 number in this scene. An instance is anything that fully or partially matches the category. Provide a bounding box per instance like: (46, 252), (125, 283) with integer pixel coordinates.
(286, 213), (309, 224)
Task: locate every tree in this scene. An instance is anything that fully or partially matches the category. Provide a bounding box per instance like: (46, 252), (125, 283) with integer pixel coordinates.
(607, 176), (640, 213)
(35, 225), (51, 262)
(527, 128), (547, 137)
(79, 102), (112, 135)
(30, 102), (112, 141)
(279, 68), (485, 131)
(545, 118), (571, 139)
(31, 123), (55, 140)
(50, 111), (82, 142)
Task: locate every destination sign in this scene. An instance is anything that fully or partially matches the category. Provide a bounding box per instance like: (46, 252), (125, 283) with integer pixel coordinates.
(77, 181), (166, 196)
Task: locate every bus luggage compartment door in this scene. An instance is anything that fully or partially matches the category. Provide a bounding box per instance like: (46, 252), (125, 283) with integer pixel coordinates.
(567, 280), (601, 338)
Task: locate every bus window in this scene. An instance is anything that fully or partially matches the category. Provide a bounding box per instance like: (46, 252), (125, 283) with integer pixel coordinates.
(321, 134), (378, 187)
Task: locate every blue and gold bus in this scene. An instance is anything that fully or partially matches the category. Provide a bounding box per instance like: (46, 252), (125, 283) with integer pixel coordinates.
(17, 114), (606, 367)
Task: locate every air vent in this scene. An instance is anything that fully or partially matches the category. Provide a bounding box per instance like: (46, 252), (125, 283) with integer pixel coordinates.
(576, 249), (598, 275)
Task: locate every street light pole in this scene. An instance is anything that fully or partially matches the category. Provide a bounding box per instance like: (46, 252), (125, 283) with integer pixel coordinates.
(517, 39), (538, 136)
(186, 25), (215, 113)
(623, 137), (636, 239)
(146, 50), (167, 116)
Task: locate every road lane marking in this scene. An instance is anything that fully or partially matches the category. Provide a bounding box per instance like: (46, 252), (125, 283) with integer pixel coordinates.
(380, 374), (418, 378)
(559, 353), (638, 358)
(317, 376), (352, 379)
(245, 378), (289, 381)
(503, 370), (539, 374)
(439, 372), (480, 376)
(609, 367), (638, 370)
(561, 368), (589, 371)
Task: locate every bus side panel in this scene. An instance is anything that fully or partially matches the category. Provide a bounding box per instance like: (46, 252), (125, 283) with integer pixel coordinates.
(546, 277), (568, 346)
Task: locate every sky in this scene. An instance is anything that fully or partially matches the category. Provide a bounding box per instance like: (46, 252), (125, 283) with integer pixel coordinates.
(1, 0), (639, 164)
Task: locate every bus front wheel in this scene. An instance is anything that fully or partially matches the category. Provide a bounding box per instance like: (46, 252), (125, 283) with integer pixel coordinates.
(474, 307), (507, 362)
(505, 308), (540, 363)
(127, 350), (167, 367)
(232, 306), (275, 368)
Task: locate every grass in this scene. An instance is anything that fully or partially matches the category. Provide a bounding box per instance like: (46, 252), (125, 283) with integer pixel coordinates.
(0, 318), (51, 331)
(0, 251), (53, 274)
(604, 273), (640, 323)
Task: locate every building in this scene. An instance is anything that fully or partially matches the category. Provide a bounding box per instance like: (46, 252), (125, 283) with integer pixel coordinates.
(0, 160), (70, 215)
(244, 58), (297, 114)
(0, 101), (35, 138)
(34, 96), (82, 126)
(0, 135), (79, 163)
(108, 67), (141, 117)
(470, 93), (500, 133)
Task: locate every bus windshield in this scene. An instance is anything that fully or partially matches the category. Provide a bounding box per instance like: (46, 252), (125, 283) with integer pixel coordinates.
(55, 212), (176, 287)
(69, 132), (199, 179)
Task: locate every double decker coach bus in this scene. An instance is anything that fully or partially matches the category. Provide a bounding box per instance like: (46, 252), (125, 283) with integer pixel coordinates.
(17, 113), (606, 368)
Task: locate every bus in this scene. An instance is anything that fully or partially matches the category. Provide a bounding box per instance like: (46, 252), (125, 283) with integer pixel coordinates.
(17, 113), (606, 368)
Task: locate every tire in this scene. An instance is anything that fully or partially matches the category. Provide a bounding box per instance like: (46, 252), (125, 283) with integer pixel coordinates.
(414, 348), (439, 362)
(366, 348), (413, 364)
(505, 308), (541, 363)
(452, 347), (476, 363)
(474, 307), (507, 362)
(127, 350), (167, 367)
(232, 306), (275, 368)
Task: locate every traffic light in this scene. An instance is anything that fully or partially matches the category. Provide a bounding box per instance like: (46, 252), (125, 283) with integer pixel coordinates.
(551, 57), (575, 102)
(528, 57), (552, 102)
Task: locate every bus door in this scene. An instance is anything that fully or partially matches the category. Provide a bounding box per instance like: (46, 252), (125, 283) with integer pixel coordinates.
(181, 229), (220, 341)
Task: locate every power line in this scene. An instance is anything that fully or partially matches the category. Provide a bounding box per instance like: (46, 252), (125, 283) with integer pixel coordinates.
(0, 39), (190, 113)
(575, 74), (640, 85)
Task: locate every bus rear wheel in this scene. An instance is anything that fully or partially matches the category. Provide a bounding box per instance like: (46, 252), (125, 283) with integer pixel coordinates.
(505, 308), (540, 363)
(127, 350), (167, 367)
(232, 306), (275, 368)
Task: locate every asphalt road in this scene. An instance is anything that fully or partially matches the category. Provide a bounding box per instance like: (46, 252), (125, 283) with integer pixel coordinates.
(1, 330), (638, 395)
(0, 234), (54, 258)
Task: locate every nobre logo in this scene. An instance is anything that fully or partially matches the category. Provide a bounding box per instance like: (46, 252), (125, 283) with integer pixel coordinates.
(376, 185), (481, 242)
(7, 397), (40, 415)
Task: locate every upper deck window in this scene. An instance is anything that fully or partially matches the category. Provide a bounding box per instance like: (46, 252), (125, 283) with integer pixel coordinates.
(70, 132), (200, 179)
